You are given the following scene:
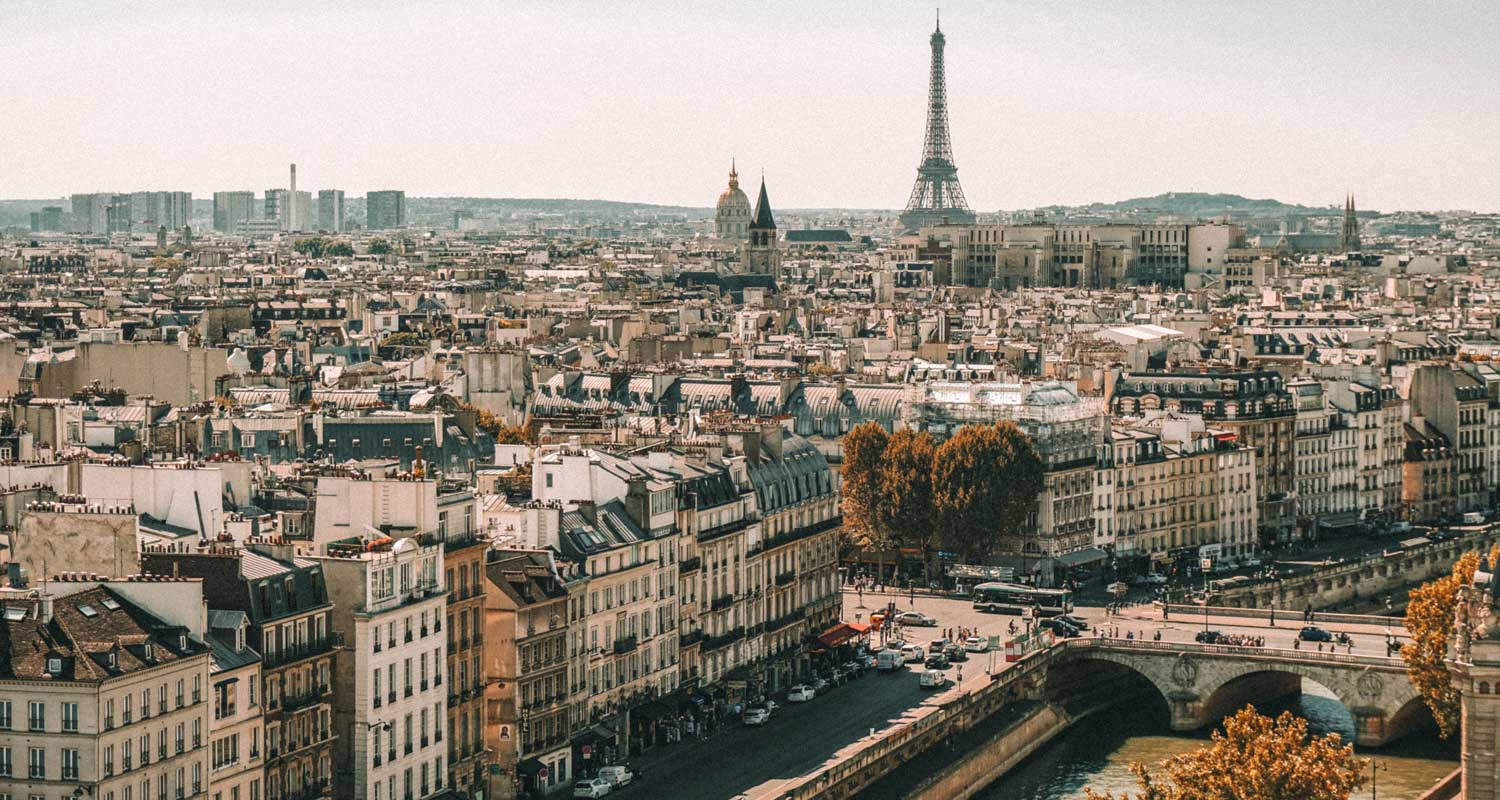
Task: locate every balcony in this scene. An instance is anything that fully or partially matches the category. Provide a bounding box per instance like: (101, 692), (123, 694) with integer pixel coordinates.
(766, 607), (805, 632)
(678, 630), (704, 648)
(613, 635), (638, 655)
(774, 570), (796, 587)
(697, 516), (753, 544)
(700, 626), (745, 653)
(762, 517), (841, 551)
(265, 636), (337, 670)
(710, 594), (735, 612)
(282, 686), (327, 713)
(679, 555), (702, 575)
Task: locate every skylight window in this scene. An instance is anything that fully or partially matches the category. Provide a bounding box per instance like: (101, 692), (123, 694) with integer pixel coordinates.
(3, 607), (25, 621)
(100, 597), (121, 611)
(76, 604), (98, 618)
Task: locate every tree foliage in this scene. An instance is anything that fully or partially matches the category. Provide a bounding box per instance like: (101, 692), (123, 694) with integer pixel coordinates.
(379, 331), (424, 349)
(877, 429), (938, 579)
(932, 421), (1044, 563)
(368, 237), (393, 255)
(1403, 547), (1491, 739)
(840, 422), (890, 552)
(1084, 706), (1366, 800)
(293, 236), (329, 258)
(326, 240), (354, 257)
(467, 404), (530, 444)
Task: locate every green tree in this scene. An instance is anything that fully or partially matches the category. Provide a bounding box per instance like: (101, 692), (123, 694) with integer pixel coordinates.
(1403, 547), (1491, 739)
(326, 240), (354, 257)
(877, 429), (938, 583)
(841, 422), (891, 576)
(368, 237), (393, 255)
(293, 236), (328, 258)
(1085, 707), (1365, 800)
(932, 421), (1044, 564)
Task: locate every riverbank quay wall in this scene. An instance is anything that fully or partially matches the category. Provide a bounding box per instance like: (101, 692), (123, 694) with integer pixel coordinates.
(768, 648), (1054, 800)
(1210, 527), (1500, 611)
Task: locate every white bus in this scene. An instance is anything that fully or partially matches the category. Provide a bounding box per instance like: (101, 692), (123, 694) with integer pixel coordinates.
(971, 582), (1073, 616)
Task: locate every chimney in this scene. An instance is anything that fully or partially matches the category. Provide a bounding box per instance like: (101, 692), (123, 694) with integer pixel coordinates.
(290, 163), (297, 194)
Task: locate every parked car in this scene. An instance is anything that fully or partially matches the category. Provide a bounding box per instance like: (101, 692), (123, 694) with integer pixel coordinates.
(1299, 626), (1334, 642)
(877, 650), (904, 672)
(1057, 614), (1091, 632)
(574, 778), (613, 798)
(919, 669), (949, 689)
(858, 653), (878, 669)
(925, 652), (950, 670)
(842, 660), (865, 678)
(900, 644), (926, 663)
(743, 707), (770, 726)
(1195, 630), (1224, 644)
(897, 611), (938, 627)
(788, 685), (816, 702)
(1137, 574), (1169, 586)
(810, 675), (829, 692)
(596, 766), (633, 788)
(964, 636), (990, 653)
(943, 643), (967, 662)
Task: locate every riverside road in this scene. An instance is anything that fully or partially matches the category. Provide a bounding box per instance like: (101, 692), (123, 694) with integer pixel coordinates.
(630, 588), (1405, 800)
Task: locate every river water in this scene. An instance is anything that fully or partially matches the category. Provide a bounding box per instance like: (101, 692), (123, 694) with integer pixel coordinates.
(976, 682), (1458, 799)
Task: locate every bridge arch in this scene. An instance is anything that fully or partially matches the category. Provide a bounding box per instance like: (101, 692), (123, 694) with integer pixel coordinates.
(1044, 654), (1170, 724)
(1048, 642), (1424, 747)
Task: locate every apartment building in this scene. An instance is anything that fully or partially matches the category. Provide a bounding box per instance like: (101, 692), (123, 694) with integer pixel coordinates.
(1404, 419), (1458, 524)
(435, 489), (487, 799)
(142, 539), (336, 800)
(205, 611), (265, 800)
(317, 537), (447, 800)
(1111, 370), (1295, 547)
(0, 579), (212, 800)
(483, 550), (571, 799)
(1409, 364), (1489, 514)
(1326, 380), (1405, 518)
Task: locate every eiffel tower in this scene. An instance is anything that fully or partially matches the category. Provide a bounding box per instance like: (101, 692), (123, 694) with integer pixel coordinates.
(900, 13), (975, 232)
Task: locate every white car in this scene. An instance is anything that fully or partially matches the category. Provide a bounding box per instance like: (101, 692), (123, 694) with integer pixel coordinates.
(964, 636), (989, 653)
(596, 766), (633, 788)
(743, 707), (770, 726)
(900, 644), (926, 663)
(787, 685), (815, 702)
(574, 778), (613, 798)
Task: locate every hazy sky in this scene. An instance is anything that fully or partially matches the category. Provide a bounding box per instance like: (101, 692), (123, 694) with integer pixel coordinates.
(5, 1), (1498, 211)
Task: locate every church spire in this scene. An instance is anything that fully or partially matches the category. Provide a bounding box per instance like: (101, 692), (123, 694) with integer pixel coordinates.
(1340, 191), (1361, 251)
(728, 159), (739, 189)
(751, 177), (775, 230)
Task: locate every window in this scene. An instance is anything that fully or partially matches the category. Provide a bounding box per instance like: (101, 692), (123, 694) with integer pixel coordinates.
(62, 748), (79, 780)
(27, 747), (43, 779)
(62, 702), (78, 733)
(0, 700), (10, 730)
(0, 746), (10, 776)
(27, 701), (43, 731)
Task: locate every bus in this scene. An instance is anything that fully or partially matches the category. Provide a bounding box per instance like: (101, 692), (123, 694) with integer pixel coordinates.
(971, 582), (1073, 616)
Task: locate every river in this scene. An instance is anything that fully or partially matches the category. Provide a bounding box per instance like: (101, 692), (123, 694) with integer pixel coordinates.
(975, 682), (1458, 799)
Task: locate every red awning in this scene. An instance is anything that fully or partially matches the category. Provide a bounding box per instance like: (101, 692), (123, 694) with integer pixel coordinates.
(818, 623), (864, 648)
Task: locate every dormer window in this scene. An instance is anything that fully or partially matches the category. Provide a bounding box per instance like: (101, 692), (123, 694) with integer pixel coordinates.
(178, 634), (188, 651)
(143, 643), (154, 661)
(46, 657), (62, 675)
(105, 651), (116, 668)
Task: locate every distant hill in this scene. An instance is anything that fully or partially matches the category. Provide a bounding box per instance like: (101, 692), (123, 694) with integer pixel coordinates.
(1052, 192), (1330, 218)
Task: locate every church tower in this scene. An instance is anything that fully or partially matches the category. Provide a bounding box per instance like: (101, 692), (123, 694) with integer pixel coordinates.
(1340, 193), (1361, 251)
(1450, 556), (1500, 798)
(741, 177), (781, 276)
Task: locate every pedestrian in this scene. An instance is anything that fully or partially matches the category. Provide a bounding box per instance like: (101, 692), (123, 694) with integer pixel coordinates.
(1317, 642), (1323, 652)
(1294, 638), (1300, 650)
(1269, 608), (1276, 627)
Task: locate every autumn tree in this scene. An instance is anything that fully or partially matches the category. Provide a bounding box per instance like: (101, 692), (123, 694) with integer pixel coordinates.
(1084, 706), (1366, 800)
(877, 429), (938, 583)
(465, 403), (530, 444)
(293, 236), (329, 258)
(841, 422), (890, 577)
(932, 421), (1044, 564)
(1403, 546), (1493, 738)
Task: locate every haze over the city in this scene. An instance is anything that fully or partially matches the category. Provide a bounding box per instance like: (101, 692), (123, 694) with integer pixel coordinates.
(5, 0), (1499, 211)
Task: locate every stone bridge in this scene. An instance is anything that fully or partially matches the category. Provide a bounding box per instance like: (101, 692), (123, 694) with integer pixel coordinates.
(1048, 639), (1426, 747)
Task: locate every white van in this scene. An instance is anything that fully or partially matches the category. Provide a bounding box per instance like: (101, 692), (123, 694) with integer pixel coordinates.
(877, 649), (904, 672)
(596, 766), (633, 788)
(919, 669), (948, 689)
(1464, 512), (1486, 525)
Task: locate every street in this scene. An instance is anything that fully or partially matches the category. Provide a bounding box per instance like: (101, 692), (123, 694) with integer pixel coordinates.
(630, 588), (1405, 799)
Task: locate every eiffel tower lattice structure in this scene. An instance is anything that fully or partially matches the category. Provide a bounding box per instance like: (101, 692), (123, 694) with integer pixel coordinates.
(900, 13), (976, 232)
